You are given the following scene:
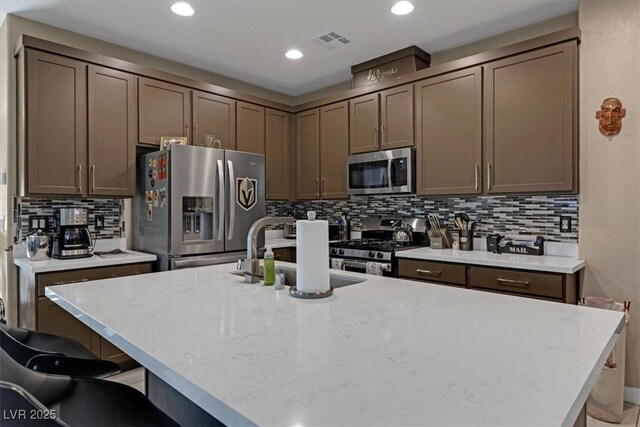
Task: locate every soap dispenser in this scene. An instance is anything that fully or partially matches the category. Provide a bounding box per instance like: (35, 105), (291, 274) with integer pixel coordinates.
(263, 245), (275, 286)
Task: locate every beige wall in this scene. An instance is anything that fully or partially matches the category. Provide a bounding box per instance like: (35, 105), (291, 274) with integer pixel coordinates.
(292, 12), (577, 106)
(578, 0), (640, 388)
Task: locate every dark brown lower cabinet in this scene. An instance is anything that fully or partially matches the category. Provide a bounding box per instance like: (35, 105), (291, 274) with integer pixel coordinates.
(273, 247), (296, 263)
(38, 297), (95, 353)
(20, 262), (153, 370)
(397, 258), (578, 304)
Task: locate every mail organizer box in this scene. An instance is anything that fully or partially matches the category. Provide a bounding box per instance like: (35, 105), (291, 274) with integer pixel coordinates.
(498, 236), (545, 256)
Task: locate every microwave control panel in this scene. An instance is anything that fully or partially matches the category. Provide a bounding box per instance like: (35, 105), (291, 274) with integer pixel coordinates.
(391, 158), (408, 186)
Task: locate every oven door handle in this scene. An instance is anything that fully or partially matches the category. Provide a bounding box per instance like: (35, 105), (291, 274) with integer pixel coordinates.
(341, 259), (391, 272)
(387, 159), (393, 190)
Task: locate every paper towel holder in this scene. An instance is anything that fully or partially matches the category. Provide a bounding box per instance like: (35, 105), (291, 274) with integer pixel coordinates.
(289, 286), (334, 299)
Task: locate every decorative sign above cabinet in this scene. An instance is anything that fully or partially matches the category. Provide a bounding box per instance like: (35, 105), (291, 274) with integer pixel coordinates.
(351, 46), (431, 89)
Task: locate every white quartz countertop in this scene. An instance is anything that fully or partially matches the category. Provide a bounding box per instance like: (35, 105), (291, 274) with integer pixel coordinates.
(396, 247), (585, 274)
(14, 250), (157, 273)
(46, 263), (622, 427)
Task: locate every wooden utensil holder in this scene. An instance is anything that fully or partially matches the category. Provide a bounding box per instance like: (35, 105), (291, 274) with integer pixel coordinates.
(428, 228), (453, 249)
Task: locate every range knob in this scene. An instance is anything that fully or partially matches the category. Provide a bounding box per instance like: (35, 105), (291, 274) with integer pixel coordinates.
(368, 251), (375, 258)
(377, 252), (384, 259)
(338, 249), (345, 255)
(331, 248), (337, 255)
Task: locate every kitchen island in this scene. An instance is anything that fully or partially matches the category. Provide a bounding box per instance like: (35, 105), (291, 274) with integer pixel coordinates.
(46, 263), (624, 427)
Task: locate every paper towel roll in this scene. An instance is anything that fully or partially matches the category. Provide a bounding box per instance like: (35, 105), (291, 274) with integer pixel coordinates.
(296, 218), (330, 293)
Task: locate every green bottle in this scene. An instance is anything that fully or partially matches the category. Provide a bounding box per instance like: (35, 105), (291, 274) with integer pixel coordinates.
(263, 245), (275, 286)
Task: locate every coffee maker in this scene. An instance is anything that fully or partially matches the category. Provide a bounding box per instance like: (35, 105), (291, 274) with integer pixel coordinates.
(52, 208), (93, 259)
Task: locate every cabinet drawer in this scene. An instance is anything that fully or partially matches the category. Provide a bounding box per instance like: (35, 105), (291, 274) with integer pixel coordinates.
(397, 259), (466, 285)
(37, 262), (152, 296)
(468, 266), (563, 299)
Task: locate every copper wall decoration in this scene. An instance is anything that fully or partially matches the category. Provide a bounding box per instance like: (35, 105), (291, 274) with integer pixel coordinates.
(596, 97), (626, 136)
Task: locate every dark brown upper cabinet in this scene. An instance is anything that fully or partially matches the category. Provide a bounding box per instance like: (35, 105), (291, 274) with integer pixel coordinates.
(320, 101), (349, 199)
(379, 84), (414, 150)
(265, 108), (291, 200)
(349, 93), (379, 154)
(19, 50), (138, 198)
(236, 101), (265, 154)
(88, 65), (137, 197)
(415, 67), (483, 196)
(138, 77), (191, 146)
(484, 42), (577, 194)
(21, 50), (87, 196)
(295, 109), (321, 200)
(349, 84), (414, 155)
(192, 91), (236, 149)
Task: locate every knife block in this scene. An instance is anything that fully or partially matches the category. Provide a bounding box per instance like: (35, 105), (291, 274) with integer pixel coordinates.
(428, 228), (453, 249)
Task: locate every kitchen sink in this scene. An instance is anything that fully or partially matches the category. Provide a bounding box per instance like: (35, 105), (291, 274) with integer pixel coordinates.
(229, 265), (366, 288)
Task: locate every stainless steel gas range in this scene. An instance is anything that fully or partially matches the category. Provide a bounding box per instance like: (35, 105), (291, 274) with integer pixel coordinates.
(329, 217), (428, 277)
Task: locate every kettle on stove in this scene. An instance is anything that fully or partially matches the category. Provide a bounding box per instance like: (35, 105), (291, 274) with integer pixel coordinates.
(392, 221), (413, 242)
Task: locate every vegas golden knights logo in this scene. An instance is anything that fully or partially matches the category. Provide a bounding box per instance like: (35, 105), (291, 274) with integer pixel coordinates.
(236, 177), (257, 211)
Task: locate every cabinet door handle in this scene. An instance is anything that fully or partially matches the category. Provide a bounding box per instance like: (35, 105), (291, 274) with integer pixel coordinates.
(185, 124), (189, 141)
(194, 124), (199, 145)
(381, 125), (385, 147)
(77, 164), (82, 193)
(91, 164), (96, 193)
(487, 163), (492, 190)
(416, 269), (442, 277)
(266, 179), (270, 198)
(315, 178), (320, 198)
(321, 178), (326, 198)
(474, 164), (479, 191)
(373, 127), (379, 149)
(496, 278), (530, 288)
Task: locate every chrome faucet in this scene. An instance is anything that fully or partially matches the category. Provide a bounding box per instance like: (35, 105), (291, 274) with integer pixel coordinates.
(237, 216), (295, 283)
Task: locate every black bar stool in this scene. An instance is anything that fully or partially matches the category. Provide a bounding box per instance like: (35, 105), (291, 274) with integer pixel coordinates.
(1, 347), (178, 426)
(0, 323), (120, 379)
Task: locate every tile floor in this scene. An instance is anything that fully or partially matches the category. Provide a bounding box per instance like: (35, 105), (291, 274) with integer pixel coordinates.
(108, 368), (640, 427)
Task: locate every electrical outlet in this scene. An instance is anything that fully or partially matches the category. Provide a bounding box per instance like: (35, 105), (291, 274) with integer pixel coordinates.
(95, 215), (105, 230)
(560, 216), (572, 233)
(28, 215), (54, 232)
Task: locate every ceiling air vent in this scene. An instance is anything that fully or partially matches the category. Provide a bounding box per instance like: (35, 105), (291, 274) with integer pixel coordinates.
(312, 31), (351, 50)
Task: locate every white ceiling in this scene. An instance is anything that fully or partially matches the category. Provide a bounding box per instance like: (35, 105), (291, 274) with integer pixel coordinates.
(1, 0), (578, 96)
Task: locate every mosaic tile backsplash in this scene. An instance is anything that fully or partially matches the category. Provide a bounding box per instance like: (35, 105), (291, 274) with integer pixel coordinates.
(267, 194), (579, 242)
(17, 195), (578, 244)
(17, 198), (122, 240)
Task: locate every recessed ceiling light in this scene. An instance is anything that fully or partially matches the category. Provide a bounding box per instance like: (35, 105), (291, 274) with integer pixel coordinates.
(391, 1), (414, 15)
(171, 2), (195, 17)
(285, 49), (303, 60)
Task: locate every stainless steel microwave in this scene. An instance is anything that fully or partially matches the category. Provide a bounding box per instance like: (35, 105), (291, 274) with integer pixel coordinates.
(346, 147), (415, 195)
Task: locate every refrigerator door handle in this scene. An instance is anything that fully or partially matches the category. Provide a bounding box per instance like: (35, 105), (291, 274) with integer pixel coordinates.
(227, 160), (235, 240)
(217, 159), (224, 241)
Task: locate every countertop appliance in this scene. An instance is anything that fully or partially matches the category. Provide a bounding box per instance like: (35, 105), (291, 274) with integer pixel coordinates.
(133, 145), (265, 271)
(329, 216), (427, 276)
(346, 147), (415, 195)
(52, 208), (93, 259)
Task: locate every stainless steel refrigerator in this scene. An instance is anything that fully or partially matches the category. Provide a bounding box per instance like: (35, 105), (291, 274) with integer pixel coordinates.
(133, 144), (265, 270)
